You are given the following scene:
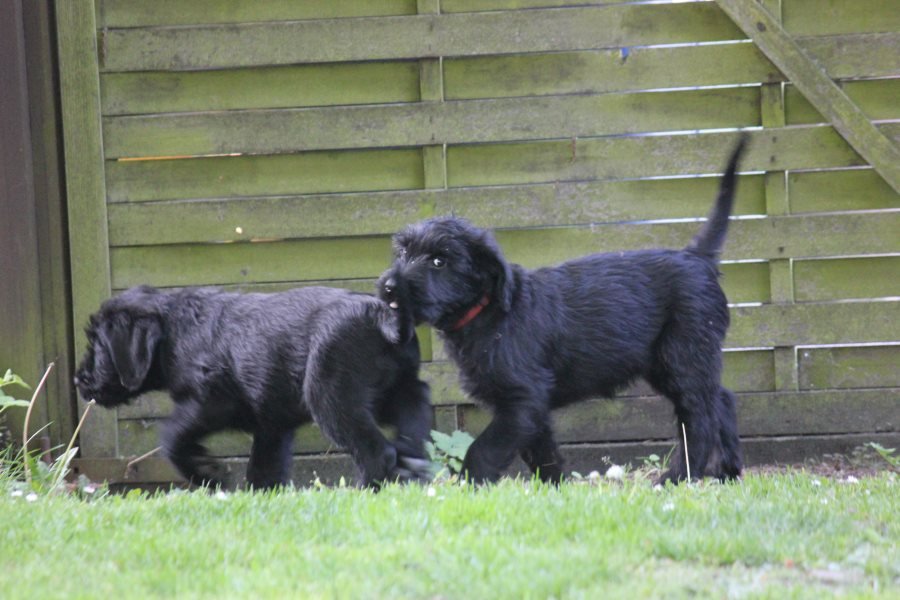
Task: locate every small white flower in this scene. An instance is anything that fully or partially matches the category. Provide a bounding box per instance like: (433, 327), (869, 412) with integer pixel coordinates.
(215, 490), (229, 501)
(83, 485), (97, 495)
(845, 476), (859, 484)
(605, 465), (625, 480)
(652, 484), (664, 492)
(811, 479), (822, 487)
(820, 498), (828, 505)
(587, 470), (601, 481)
(662, 501), (675, 512)
(11, 490), (23, 498)
(25, 493), (38, 502)
(426, 486), (436, 497)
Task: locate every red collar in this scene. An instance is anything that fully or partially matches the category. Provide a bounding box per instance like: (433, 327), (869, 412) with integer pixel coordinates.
(451, 295), (490, 331)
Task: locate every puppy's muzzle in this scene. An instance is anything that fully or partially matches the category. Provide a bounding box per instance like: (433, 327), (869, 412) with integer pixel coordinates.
(381, 277), (400, 310)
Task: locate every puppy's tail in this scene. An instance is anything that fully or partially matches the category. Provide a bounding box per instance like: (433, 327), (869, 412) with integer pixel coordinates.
(686, 134), (749, 261)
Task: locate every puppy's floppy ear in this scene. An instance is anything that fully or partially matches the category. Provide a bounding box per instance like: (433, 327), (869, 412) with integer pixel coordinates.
(102, 315), (162, 391)
(471, 229), (514, 312)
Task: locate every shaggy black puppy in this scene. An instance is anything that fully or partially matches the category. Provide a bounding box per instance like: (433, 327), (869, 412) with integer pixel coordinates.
(74, 285), (432, 489)
(379, 137), (747, 485)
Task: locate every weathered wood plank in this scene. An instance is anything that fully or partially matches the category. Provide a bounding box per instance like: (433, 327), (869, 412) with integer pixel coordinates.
(55, 0), (116, 458)
(789, 169), (899, 213)
(110, 236), (393, 289)
(72, 454), (358, 487)
(445, 125), (900, 188)
(105, 148), (424, 203)
(458, 389), (900, 442)
(793, 256), (900, 302)
(102, 88), (762, 159)
(106, 175), (768, 244)
(444, 33), (900, 100)
(108, 212), (900, 288)
(104, 126), (900, 203)
(716, 0), (900, 193)
(99, 4), (744, 72)
(442, 0), (632, 12)
(783, 0), (900, 36)
(729, 302), (899, 347)
(117, 388), (898, 460)
(785, 79), (900, 125)
(98, 0), (417, 27)
(489, 212), (900, 264)
(72, 431), (900, 486)
(101, 62), (421, 116)
(118, 419), (338, 457)
(800, 345), (900, 391)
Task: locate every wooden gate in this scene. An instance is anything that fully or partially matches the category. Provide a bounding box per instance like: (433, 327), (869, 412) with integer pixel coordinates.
(55, 0), (899, 486)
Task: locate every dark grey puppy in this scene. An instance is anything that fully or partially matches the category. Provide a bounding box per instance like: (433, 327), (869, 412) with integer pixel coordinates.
(74, 285), (432, 489)
(379, 138), (747, 485)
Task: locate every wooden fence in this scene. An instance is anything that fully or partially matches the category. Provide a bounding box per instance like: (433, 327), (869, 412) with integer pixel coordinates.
(53, 0), (899, 486)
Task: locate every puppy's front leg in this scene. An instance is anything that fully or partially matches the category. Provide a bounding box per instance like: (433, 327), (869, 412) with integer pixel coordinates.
(519, 422), (564, 485)
(246, 430), (294, 490)
(462, 403), (549, 484)
(161, 400), (230, 488)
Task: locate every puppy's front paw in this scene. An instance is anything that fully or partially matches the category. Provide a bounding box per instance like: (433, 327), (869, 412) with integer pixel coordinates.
(392, 455), (434, 483)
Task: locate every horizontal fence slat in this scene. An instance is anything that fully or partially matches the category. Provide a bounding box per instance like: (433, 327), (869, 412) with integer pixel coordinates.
(110, 236), (392, 288)
(458, 389), (900, 442)
(118, 420), (336, 457)
(101, 62), (421, 116)
(105, 148), (424, 202)
(490, 212), (900, 264)
(102, 88), (763, 158)
(789, 169), (900, 213)
(444, 33), (900, 100)
(72, 432), (900, 485)
(99, 32), (900, 116)
(109, 212), (900, 288)
(99, 4), (745, 72)
(794, 256), (900, 302)
(441, 0), (632, 12)
(98, 0), (417, 27)
(119, 388), (899, 448)
(783, 0), (900, 36)
(785, 79), (900, 125)
(104, 127), (900, 202)
(106, 176), (767, 243)
(445, 125), (900, 188)
(799, 345), (900, 391)
(729, 301), (899, 347)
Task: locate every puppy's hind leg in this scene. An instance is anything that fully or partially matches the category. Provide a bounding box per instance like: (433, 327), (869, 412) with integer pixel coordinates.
(161, 400), (232, 488)
(378, 378), (432, 466)
(246, 429), (295, 490)
(713, 387), (742, 481)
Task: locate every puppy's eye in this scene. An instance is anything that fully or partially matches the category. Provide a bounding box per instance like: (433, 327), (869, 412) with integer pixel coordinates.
(431, 256), (446, 269)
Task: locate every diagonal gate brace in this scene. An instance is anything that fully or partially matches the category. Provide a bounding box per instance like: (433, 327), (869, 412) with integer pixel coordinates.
(716, 0), (900, 194)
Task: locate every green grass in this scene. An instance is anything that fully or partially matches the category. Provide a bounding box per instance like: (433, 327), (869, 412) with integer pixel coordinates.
(1, 473), (897, 599)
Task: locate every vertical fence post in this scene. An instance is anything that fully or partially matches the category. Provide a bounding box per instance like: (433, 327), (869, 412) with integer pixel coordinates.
(56, 0), (117, 457)
(759, 0), (798, 393)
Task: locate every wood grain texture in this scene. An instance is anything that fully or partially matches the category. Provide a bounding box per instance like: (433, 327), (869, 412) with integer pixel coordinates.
(55, 0), (116, 457)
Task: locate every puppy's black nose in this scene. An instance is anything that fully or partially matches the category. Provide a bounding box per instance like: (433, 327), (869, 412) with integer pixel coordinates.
(382, 278), (396, 296)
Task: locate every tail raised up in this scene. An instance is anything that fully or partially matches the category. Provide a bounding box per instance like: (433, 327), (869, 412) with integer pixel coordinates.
(687, 134), (749, 260)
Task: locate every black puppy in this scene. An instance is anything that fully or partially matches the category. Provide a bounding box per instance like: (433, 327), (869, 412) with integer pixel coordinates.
(74, 285), (432, 489)
(379, 137), (747, 485)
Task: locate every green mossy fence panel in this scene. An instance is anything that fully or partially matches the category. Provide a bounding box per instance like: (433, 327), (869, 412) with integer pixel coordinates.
(101, 62), (422, 116)
(799, 346), (900, 391)
(97, 0), (418, 27)
(443, 33), (900, 99)
(49, 0), (899, 485)
(793, 257), (900, 302)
